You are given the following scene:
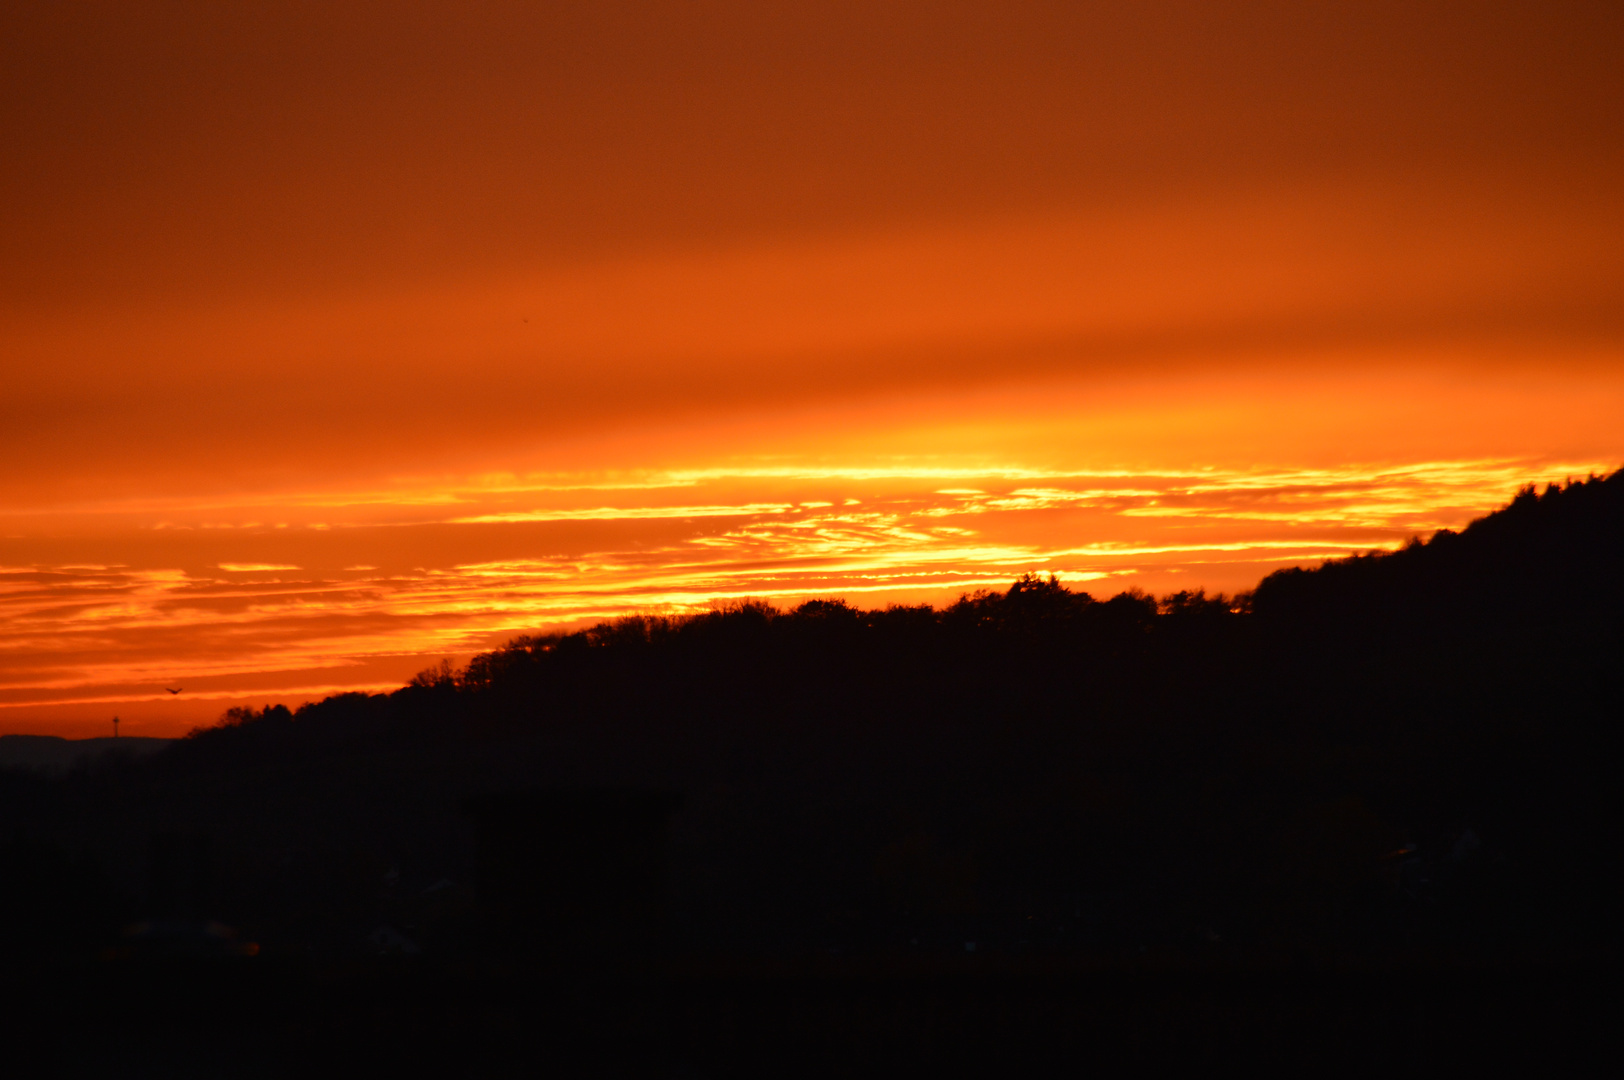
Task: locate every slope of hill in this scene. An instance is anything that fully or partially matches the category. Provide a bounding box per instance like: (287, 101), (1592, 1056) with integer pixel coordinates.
(1255, 469), (1624, 633)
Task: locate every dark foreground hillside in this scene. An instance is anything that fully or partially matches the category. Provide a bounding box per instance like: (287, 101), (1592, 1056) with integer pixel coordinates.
(2, 472), (1621, 1071)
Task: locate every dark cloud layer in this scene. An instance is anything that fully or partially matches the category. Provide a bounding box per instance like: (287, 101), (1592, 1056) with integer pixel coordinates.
(4, 2), (1620, 307)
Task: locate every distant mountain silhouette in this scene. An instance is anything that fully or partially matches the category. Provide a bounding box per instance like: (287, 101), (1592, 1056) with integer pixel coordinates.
(0, 735), (172, 777)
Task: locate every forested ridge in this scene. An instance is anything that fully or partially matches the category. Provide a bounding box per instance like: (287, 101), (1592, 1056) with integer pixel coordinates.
(4, 471), (1621, 965)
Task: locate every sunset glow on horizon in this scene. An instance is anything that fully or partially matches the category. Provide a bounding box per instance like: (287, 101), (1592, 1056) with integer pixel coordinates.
(4, 3), (1621, 735)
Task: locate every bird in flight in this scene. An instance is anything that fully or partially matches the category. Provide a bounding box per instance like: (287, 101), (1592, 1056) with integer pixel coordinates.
(165, 687), (183, 695)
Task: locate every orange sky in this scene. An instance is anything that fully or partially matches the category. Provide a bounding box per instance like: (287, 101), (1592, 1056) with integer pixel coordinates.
(3, 2), (1622, 735)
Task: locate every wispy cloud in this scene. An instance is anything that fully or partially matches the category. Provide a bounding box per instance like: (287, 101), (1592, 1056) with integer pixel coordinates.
(0, 455), (1607, 726)
(450, 503), (796, 524)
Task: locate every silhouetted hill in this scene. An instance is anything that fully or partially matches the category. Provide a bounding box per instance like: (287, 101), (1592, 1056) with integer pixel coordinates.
(1255, 469), (1624, 631)
(1, 472), (1620, 1068)
(1247, 472), (1624, 947)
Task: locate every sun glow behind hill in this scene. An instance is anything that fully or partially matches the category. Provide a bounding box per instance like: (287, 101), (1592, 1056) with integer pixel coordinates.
(3, 200), (1621, 733)
(2, 420), (1616, 735)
